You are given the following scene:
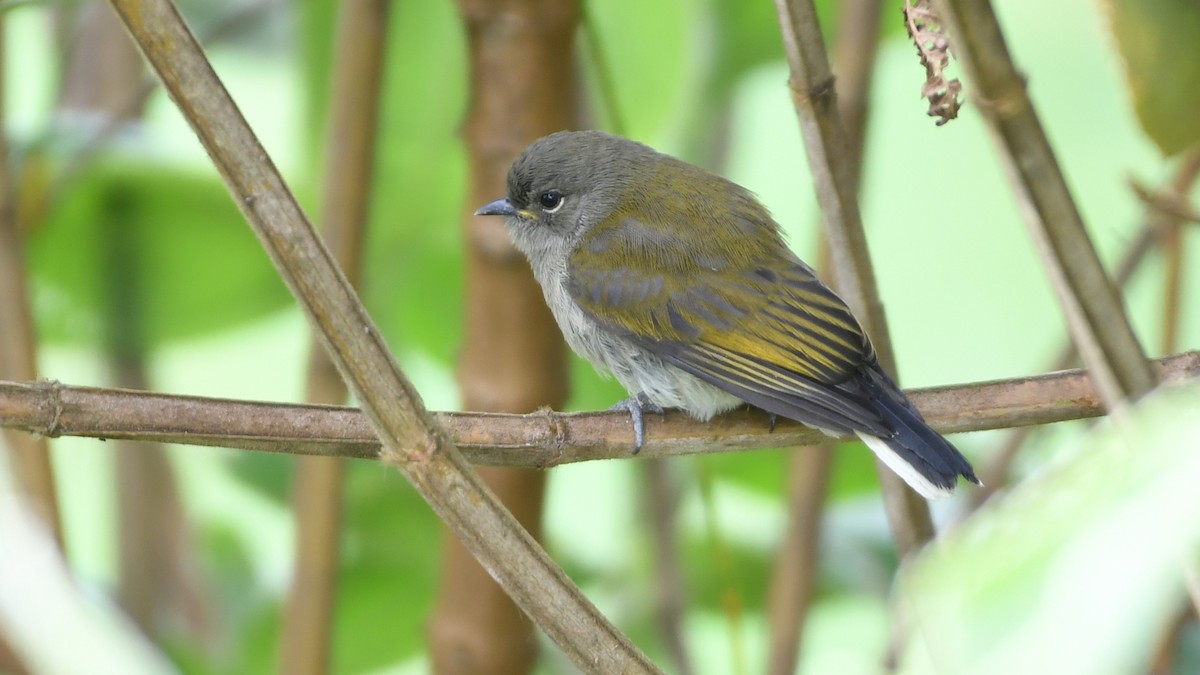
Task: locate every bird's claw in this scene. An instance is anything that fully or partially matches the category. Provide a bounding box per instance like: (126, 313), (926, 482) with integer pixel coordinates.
(611, 392), (665, 453)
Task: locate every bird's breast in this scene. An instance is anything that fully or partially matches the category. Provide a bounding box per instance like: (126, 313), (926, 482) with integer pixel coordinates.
(535, 267), (742, 420)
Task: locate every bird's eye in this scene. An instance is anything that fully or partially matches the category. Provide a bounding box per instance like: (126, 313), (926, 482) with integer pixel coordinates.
(538, 191), (564, 213)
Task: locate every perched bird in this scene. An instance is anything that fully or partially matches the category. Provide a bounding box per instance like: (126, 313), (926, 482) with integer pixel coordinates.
(476, 130), (978, 498)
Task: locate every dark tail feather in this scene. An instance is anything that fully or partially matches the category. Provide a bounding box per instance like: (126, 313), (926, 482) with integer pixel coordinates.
(856, 368), (980, 498)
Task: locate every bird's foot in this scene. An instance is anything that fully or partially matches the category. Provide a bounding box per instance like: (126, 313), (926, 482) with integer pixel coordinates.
(767, 411), (778, 433)
(611, 392), (666, 454)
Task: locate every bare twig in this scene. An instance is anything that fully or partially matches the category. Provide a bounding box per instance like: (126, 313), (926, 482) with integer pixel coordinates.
(1155, 149), (1200, 355)
(774, 0), (935, 557)
(103, 1), (658, 671)
(932, 0), (1157, 407)
(1132, 180), (1200, 227)
(280, 2), (389, 673)
(766, 444), (831, 675)
(768, 1), (885, 665)
(644, 460), (694, 675)
(4, 352), (1196, 464)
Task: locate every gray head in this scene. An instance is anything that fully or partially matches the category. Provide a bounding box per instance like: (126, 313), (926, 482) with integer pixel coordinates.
(474, 131), (664, 251)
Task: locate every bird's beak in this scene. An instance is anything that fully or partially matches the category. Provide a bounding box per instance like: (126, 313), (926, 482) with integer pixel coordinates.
(475, 198), (519, 217)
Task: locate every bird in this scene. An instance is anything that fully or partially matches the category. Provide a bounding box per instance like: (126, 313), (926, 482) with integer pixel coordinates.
(475, 130), (979, 498)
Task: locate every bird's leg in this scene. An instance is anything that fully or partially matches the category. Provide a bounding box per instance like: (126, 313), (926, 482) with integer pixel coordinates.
(611, 392), (665, 454)
(766, 411), (778, 433)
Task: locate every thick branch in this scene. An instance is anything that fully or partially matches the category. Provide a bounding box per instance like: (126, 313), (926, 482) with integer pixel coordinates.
(4, 352), (1196, 464)
(104, 1), (656, 671)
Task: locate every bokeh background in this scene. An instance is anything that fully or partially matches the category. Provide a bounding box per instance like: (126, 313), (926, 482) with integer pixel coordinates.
(2, 0), (1199, 673)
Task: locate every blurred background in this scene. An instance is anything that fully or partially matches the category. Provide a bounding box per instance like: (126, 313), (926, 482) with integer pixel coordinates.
(1, 0), (1198, 673)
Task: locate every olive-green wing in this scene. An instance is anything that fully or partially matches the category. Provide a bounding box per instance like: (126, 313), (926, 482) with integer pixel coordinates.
(567, 214), (890, 435)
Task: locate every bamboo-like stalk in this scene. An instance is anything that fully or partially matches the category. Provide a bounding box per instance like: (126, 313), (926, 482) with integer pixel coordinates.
(102, 1), (659, 672)
(280, 2), (389, 673)
(433, 1), (577, 672)
(773, 0), (934, 557)
(60, 0), (207, 640)
(0, 0), (64, 550)
(643, 460), (694, 675)
(932, 0), (1157, 407)
(4, 352), (1197, 464)
(0, 13), (59, 672)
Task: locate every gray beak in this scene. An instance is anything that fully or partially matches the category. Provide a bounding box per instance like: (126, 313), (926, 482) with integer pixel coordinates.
(475, 198), (518, 217)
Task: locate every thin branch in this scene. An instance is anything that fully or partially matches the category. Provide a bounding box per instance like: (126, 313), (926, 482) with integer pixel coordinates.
(773, 0), (934, 556)
(768, 1), (885, 667)
(0, 2), (63, 548)
(280, 1), (389, 673)
(4, 352), (1196, 464)
(1155, 149), (1200, 355)
(932, 0), (1158, 407)
(765, 443), (831, 675)
(103, 1), (658, 672)
(644, 460), (694, 675)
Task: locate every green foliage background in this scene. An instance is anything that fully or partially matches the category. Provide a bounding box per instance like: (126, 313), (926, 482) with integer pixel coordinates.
(5, 0), (1198, 672)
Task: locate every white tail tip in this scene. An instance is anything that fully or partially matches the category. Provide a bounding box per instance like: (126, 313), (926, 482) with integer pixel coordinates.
(856, 432), (954, 500)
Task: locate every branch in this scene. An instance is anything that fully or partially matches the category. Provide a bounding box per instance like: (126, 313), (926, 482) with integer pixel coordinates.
(281, 1), (389, 672)
(774, 0), (934, 555)
(104, 1), (658, 672)
(4, 352), (1196, 464)
(932, 0), (1157, 407)
(0, 5), (63, 547)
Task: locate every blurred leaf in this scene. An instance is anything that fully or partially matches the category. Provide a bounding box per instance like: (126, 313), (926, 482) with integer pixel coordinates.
(704, 448), (788, 496)
(682, 537), (773, 613)
(227, 454), (293, 505)
(828, 440), (883, 500)
(898, 384), (1200, 674)
(586, 0), (694, 141)
(1099, 0), (1200, 156)
(711, 0), (786, 92)
(333, 463), (441, 671)
(301, 0), (468, 368)
(29, 159), (291, 346)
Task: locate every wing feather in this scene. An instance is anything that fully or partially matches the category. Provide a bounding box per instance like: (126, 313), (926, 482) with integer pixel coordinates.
(568, 211), (887, 435)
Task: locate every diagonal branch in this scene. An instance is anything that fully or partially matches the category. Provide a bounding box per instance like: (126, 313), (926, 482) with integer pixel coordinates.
(103, 1), (658, 672)
(4, 352), (1196, 464)
(773, 0), (934, 556)
(932, 0), (1157, 407)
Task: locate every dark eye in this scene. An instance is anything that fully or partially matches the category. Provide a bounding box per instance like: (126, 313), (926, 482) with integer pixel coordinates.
(538, 191), (564, 213)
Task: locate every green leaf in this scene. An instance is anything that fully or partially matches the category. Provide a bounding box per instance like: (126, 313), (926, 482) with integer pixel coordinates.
(898, 384), (1200, 673)
(29, 159), (292, 347)
(1100, 0), (1200, 155)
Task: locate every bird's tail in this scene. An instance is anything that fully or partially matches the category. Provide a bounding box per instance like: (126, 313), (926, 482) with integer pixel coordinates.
(856, 368), (980, 499)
